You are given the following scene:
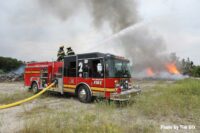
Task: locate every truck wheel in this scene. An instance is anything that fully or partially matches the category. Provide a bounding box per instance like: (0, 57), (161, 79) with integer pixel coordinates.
(31, 82), (39, 94)
(77, 85), (92, 103)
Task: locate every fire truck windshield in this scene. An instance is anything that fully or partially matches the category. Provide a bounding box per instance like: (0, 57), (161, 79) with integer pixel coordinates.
(105, 59), (131, 78)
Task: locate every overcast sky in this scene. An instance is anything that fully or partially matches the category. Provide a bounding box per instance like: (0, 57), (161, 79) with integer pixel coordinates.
(0, 0), (199, 64)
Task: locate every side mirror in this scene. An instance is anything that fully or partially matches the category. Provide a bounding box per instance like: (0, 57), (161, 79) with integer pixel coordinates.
(97, 63), (103, 72)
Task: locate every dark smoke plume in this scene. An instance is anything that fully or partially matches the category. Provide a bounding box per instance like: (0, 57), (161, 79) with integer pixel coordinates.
(118, 25), (168, 72)
(97, 23), (168, 73)
(86, 0), (138, 32)
(38, 0), (138, 32)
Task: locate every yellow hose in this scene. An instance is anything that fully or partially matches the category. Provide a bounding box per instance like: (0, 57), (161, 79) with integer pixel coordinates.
(0, 82), (55, 110)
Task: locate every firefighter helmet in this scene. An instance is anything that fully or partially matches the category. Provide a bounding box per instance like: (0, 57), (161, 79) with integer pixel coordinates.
(67, 47), (71, 50)
(60, 45), (64, 49)
(66, 47), (75, 55)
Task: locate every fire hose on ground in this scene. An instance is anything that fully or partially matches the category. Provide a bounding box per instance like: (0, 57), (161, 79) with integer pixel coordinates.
(0, 81), (56, 110)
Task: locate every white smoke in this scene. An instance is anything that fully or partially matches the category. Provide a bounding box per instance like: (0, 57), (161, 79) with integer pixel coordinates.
(11, 65), (25, 75)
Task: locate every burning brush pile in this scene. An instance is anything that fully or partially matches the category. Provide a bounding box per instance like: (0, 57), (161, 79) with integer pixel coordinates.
(0, 66), (24, 82)
(0, 73), (23, 82)
(137, 62), (188, 80)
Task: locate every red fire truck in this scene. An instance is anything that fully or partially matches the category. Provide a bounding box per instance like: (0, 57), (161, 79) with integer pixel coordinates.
(24, 52), (141, 102)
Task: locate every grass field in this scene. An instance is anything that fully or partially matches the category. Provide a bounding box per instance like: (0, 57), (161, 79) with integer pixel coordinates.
(0, 79), (199, 133)
(0, 91), (33, 105)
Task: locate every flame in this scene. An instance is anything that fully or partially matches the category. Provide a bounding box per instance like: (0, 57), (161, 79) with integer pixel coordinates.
(146, 67), (155, 77)
(165, 63), (180, 74)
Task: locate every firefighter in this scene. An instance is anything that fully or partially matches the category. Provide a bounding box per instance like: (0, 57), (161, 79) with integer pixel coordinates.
(66, 47), (75, 55)
(57, 45), (65, 61)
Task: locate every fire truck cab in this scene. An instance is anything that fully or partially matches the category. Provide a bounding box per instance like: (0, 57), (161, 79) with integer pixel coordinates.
(24, 52), (141, 103)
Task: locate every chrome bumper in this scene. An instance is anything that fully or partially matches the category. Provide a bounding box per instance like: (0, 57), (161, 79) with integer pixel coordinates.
(110, 86), (141, 101)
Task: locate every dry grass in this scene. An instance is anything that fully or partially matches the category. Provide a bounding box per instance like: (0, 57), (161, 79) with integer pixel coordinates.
(0, 91), (33, 105)
(2, 78), (199, 133)
(133, 78), (200, 123)
(19, 104), (53, 119)
(20, 79), (200, 132)
(19, 96), (159, 133)
(19, 106), (158, 133)
(0, 116), (3, 128)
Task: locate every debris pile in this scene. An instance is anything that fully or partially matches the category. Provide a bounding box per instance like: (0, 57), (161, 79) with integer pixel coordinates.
(0, 72), (23, 82)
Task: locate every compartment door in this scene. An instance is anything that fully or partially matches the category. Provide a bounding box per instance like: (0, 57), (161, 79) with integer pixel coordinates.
(63, 56), (77, 93)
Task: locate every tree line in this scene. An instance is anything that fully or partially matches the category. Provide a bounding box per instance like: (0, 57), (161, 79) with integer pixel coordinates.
(180, 58), (200, 77)
(0, 56), (23, 73)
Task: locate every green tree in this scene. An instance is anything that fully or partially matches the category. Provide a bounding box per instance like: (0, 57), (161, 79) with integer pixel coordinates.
(0, 56), (23, 72)
(191, 66), (200, 77)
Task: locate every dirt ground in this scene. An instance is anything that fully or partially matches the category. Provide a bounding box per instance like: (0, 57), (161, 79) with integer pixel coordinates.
(0, 80), (173, 133)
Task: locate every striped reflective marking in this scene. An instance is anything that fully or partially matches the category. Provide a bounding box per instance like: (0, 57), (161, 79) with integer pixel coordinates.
(91, 87), (115, 92)
(26, 65), (48, 68)
(63, 84), (115, 92)
(25, 71), (40, 74)
(63, 88), (75, 93)
(63, 85), (75, 93)
(64, 85), (76, 89)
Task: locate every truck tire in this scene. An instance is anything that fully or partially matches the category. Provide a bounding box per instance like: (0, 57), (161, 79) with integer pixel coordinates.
(31, 82), (39, 94)
(77, 85), (92, 103)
